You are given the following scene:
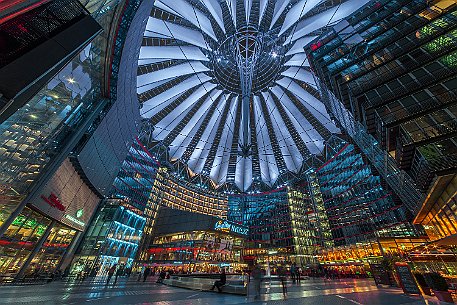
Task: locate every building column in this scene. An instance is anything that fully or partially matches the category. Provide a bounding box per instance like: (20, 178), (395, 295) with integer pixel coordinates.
(15, 220), (56, 280)
(53, 231), (82, 273)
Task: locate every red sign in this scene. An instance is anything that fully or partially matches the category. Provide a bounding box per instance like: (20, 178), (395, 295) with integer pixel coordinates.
(41, 193), (65, 211)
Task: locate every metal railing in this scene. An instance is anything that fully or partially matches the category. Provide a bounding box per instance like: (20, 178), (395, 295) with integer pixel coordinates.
(318, 82), (425, 215)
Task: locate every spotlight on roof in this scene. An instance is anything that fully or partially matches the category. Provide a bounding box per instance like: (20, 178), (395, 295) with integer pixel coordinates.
(271, 51), (278, 58)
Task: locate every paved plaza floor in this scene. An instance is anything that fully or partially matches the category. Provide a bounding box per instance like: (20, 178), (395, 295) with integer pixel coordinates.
(0, 276), (446, 305)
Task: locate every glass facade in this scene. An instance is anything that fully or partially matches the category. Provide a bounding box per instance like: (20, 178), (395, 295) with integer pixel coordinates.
(26, 223), (77, 275)
(146, 231), (244, 271)
(140, 206), (246, 272)
(289, 173), (334, 265)
(72, 200), (145, 275)
(306, 0), (457, 222)
(72, 135), (160, 275)
(0, 207), (52, 276)
(416, 175), (457, 240)
(314, 136), (420, 246)
(149, 169), (228, 219)
(0, 0), (149, 281)
(228, 189), (296, 265)
(0, 41), (103, 227)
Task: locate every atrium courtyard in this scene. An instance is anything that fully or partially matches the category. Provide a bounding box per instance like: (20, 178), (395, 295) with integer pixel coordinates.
(0, 0), (456, 304)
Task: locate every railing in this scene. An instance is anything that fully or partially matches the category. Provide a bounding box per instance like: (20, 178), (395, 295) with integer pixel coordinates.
(318, 82), (425, 215)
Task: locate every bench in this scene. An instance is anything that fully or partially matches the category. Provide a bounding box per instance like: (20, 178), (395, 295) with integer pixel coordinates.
(163, 275), (247, 295)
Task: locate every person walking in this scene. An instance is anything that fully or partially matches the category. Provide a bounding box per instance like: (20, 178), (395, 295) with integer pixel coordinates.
(296, 264), (301, 283)
(210, 269), (226, 292)
(138, 266), (145, 281)
(277, 265), (287, 296)
(251, 264), (262, 300)
(106, 264), (116, 285)
(114, 265), (124, 285)
(290, 263), (296, 283)
(143, 266), (151, 282)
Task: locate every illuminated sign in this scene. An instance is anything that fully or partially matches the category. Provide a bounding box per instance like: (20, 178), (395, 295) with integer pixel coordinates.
(65, 214), (85, 227)
(41, 193), (65, 211)
(214, 220), (248, 236)
(76, 209), (83, 218)
(12, 215), (47, 235)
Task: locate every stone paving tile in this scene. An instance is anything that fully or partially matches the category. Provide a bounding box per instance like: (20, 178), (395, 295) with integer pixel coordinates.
(0, 278), (444, 305)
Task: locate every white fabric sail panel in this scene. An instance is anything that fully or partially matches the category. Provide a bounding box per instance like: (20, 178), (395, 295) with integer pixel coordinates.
(263, 92), (302, 172)
(137, 61), (209, 88)
(139, 46), (209, 62)
(244, 0), (252, 24)
(142, 31), (170, 39)
(284, 52), (309, 66)
(140, 91), (185, 116)
(243, 156), (253, 191)
(187, 91), (225, 171)
(253, 95), (278, 185)
(258, 0), (268, 25)
(154, 0), (181, 17)
(155, 0), (217, 41)
(235, 154), (253, 191)
(270, 86), (323, 154)
(288, 0), (370, 42)
(169, 90), (222, 159)
(234, 122), (253, 191)
(136, 79), (172, 96)
(285, 36), (317, 55)
(234, 155), (244, 190)
(277, 77), (330, 123)
(279, 0), (322, 36)
(234, 121), (248, 189)
(226, 0), (237, 28)
(278, 77), (340, 134)
(153, 85), (218, 139)
(270, 0), (290, 29)
(281, 67), (317, 87)
(201, 0), (225, 33)
(253, 95), (271, 186)
(145, 17), (209, 49)
(138, 58), (168, 66)
(140, 74), (212, 116)
(211, 96), (238, 184)
(158, 83), (218, 130)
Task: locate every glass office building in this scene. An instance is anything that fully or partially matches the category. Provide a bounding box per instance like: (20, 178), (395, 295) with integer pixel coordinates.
(315, 136), (421, 246)
(71, 134), (160, 275)
(0, 0), (144, 280)
(306, 0), (457, 238)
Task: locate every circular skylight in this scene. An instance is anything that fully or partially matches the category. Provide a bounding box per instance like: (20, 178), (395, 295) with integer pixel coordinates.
(137, 0), (368, 192)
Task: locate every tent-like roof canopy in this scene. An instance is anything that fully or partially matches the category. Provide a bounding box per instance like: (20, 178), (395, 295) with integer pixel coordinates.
(137, 0), (369, 192)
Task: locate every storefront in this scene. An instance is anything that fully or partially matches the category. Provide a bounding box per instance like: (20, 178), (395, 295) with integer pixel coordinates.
(71, 200), (145, 276)
(0, 159), (101, 280)
(141, 207), (248, 273)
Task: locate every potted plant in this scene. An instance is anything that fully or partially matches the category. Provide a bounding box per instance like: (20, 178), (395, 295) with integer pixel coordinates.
(424, 272), (454, 303)
(413, 272), (431, 296)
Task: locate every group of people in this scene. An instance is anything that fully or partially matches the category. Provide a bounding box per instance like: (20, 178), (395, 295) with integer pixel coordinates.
(106, 264), (129, 285)
(136, 266), (174, 283)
